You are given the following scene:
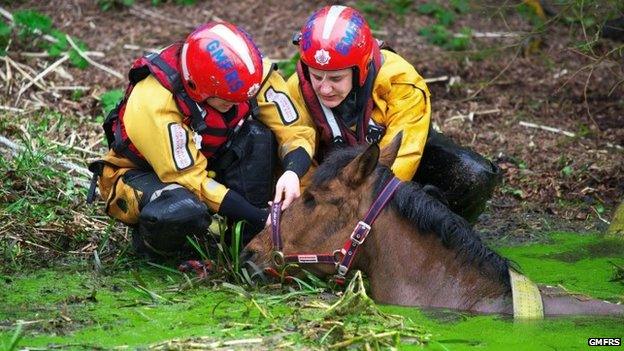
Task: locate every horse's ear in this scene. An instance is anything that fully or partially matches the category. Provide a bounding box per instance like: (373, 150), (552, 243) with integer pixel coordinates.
(379, 131), (402, 168)
(344, 143), (380, 186)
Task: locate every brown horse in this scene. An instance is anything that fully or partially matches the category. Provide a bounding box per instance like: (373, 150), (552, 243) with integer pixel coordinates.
(242, 134), (624, 317)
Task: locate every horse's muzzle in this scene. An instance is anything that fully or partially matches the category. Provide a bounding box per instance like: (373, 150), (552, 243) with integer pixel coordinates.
(239, 247), (256, 263)
(240, 248), (269, 283)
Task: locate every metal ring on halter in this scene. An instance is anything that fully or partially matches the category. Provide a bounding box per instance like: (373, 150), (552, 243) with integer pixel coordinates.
(332, 249), (344, 267)
(272, 251), (285, 268)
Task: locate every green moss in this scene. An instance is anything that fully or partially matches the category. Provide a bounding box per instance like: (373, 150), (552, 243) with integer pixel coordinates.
(497, 232), (624, 300)
(381, 307), (623, 351)
(1, 232), (622, 349)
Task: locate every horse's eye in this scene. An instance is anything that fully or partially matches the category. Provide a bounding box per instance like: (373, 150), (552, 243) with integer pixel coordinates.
(302, 191), (316, 208)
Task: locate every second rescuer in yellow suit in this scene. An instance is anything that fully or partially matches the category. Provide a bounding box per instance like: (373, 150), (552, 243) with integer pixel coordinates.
(288, 49), (431, 182)
(282, 5), (501, 223)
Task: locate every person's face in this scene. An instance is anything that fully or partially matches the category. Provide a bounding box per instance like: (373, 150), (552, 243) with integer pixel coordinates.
(206, 97), (236, 113)
(308, 67), (353, 108)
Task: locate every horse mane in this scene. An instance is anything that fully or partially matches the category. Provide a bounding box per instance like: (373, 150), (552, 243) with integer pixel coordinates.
(313, 146), (511, 289)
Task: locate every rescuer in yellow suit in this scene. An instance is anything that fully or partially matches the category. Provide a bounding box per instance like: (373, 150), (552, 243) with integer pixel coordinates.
(88, 22), (314, 256)
(285, 5), (501, 223)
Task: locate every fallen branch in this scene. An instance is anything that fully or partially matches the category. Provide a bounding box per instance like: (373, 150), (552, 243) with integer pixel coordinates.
(65, 35), (123, 80)
(519, 121), (576, 137)
(0, 134), (92, 188)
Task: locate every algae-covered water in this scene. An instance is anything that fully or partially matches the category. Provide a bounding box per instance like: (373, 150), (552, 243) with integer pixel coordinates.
(1, 232), (622, 350)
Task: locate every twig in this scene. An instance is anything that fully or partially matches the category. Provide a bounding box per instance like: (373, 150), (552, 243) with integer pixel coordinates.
(0, 6), (13, 22)
(424, 75), (449, 83)
(50, 140), (101, 156)
(606, 142), (624, 151)
(467, 31), (523, 38)
(519, 121), (576, 137)
(0, 105), (24, 113)
(49, 85), (90, 91)
(0, 56), (46, 90)
(16, 54), (69, 102)
(87, 137), (105, 151)
(591, 206), (611, 225)
(65, 35), (123, 80)
(123, 44), (159, 54)
(19, 52), (52, 58)
(6, 234), (56, 252)
(329, 331), (398, 349)
(20, 51), (105, 58)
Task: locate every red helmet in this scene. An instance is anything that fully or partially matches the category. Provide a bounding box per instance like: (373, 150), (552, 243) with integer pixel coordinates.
(297, 6), (374, 86)
(180, 22), (263, 103)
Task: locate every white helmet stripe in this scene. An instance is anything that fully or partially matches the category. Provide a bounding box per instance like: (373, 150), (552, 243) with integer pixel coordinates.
(322, 5), (347, 40)
(210, 24), (256, 74)
(180, 42), (191, 80)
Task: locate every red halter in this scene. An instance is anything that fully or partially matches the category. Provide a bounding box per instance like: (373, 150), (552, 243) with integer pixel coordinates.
(268, 176), (402, 285)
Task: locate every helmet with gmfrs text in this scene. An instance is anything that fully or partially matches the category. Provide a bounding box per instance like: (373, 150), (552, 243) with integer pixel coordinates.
(180, 22), (263, 103)
(296, 5), (374, 86)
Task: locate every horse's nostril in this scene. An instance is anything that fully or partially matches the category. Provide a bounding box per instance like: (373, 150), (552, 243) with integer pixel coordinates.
(239, 248), (256, 263)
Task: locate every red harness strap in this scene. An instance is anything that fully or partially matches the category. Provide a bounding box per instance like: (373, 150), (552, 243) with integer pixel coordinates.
(269, 176), (402, 285)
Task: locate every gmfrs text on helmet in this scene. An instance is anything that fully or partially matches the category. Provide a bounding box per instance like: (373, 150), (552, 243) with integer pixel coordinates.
(297, 5), (374, 86)
(181, 21), (263, 103)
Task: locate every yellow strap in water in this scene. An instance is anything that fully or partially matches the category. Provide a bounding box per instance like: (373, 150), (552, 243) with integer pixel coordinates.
(509, 268), (544, 319)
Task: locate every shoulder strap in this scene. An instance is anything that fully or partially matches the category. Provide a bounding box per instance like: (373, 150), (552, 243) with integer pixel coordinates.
(146, 52), (209, 134)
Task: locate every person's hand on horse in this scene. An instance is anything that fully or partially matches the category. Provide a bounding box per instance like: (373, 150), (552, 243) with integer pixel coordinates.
(273, 170), (301, 210)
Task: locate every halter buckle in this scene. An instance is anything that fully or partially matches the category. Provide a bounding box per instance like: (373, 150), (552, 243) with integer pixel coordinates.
(336, 264), (348, 276)
(272, 251), (285, 268)
(350, 221), (371, 245)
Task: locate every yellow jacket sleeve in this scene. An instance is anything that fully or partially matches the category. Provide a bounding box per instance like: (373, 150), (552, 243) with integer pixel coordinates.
(286, 73), (318, 153)
(372, 51), (431, 181)
(122, 75), (229, 212)
(256, 60), (315, 161)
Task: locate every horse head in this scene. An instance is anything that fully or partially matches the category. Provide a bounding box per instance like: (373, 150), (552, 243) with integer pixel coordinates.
(242, 133), (403, 280)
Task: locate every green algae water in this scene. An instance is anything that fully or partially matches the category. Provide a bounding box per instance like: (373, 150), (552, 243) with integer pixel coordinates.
(386, 232), (624, 350)
(1, 232), (622, 350)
